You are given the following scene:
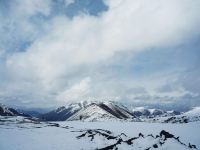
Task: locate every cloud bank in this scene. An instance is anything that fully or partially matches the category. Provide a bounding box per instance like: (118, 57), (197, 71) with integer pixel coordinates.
(0, 0), (200, 109)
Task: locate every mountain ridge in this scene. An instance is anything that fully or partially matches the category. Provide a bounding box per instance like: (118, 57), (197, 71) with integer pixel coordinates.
(0, 103), (29, 117)
(2, 102), (200, 123)
(39, 101), (135, 121)
(39, 101), (184, 121)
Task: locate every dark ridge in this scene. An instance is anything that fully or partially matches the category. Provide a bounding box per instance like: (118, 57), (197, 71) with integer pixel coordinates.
(75, 128), (198, 150)
(160, 130), (174, 140)
(0, 104), (30, 117)
(97, 103), (131, 119)
(39, 106), (80, 121)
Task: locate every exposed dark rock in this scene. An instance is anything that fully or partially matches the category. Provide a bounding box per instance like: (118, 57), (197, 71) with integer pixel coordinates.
(47, 123), (60, 127)
(124, 137), (138, 145)
(75, 129), (117, 141)
(75, 128), (197, 150)
(159, 141), (165, 146)
(139, 133), (144, 138)
(153, 144), (158, 148)
(147, 134), (155, 138)
(156, 135), (160, 138)
(160, 130), (174, 140)
(189, 143), (197, 149)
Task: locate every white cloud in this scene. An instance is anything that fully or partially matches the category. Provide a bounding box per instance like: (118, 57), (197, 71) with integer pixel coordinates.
(15, 0), (51, 16)
(64, 0), (75, 6)
(1, 0), (200, 107)
(57, 77), (91, 101)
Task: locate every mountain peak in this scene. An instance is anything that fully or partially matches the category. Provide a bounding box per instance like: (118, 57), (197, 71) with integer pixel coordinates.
(40, 101), (135, 121)
(0, 103), (28, 116)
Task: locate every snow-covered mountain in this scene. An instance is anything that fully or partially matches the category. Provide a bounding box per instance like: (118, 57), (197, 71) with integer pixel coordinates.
(68, 101), (134, 121)
(184, 106), (200, 116)
(140, 107), (200, 123)
(163, 107), (200, 123)
(0, 103), (29, 117)
(38, 101), (200, 123)
(40, 101), (135, 121)
(39, 101), (89, 121)
(131, 107), (181, 118)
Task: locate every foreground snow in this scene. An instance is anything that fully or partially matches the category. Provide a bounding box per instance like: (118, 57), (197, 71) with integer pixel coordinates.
(0, 116), (199, 150)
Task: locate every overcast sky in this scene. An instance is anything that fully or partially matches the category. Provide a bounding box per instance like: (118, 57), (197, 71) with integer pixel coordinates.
(0, 0), (200, 109)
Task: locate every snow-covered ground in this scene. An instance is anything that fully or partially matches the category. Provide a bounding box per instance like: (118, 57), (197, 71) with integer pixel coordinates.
(0, 116), (199, 150)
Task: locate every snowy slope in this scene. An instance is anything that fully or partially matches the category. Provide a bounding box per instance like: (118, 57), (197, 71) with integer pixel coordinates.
(75, 129), (198, 150)
(166, 107), (200, 123)
(41, 101), (134, 121)
(39, 102), (89, 121)
(184, 107), (200, 116)
(67, 101), (135, 121)
(0, 103), (29, 117)
(98, 101), (134, 119)
(0, 116), (199, 150)
(68, 103), (117, 121)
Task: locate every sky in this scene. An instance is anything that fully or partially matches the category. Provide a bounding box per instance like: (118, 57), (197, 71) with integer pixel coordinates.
(0, 0), (200, 110)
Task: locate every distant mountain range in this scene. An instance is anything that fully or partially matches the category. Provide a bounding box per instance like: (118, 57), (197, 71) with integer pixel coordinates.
(39, 101), (200, 123)
(0, 103), (29, 117)
(37, 101), (184, 122)
(1, 101), (200, 123)
(131, 107), (181, 118)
